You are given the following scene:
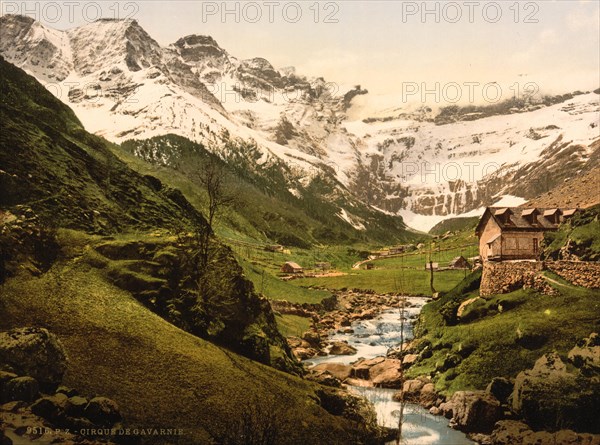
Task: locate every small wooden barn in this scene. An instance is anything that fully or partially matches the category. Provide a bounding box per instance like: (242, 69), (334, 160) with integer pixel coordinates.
(281, 261), (303, 274)
(449, 256), (470, 269)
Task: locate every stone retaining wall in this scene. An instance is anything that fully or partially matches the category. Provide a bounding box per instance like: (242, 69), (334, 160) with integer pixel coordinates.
(481, 260), (600, 297)
(480, 261), (545, 297)
(545, 261), (600, 289)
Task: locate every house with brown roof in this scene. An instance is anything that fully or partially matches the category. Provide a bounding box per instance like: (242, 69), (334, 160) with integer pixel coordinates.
(281, 261), (303, 274)
(475, 207), (578, 261)
(449, 256), (471, 269)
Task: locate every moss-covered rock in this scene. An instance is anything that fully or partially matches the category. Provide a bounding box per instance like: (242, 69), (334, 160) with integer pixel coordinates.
(0, 327), (67, 391)
(512, 352), (600, 433)
(568, 332), (600, 376)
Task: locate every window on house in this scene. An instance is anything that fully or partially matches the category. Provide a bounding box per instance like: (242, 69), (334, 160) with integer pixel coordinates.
(533, 238), (539, 255)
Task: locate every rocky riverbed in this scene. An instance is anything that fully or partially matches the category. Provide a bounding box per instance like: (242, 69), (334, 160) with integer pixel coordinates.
(278, 290), (600, 445)
(282, 290), (423, 365)
(279, 291), (473, 444)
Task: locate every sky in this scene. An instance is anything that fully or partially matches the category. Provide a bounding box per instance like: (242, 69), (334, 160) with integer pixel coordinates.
(2, 0), (599, 104)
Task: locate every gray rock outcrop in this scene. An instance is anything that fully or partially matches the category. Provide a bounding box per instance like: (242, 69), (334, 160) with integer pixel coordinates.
(512, 352), (600, 432)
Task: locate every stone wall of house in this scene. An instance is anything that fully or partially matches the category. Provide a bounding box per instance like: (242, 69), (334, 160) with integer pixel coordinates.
(545, 261), (600, 289)
(500, 231), (544, 260)
(480, 261), (546, 297)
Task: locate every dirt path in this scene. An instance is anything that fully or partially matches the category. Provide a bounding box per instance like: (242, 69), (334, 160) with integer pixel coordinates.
(352, 259), (372, 269)
(542, 275), (573, 288)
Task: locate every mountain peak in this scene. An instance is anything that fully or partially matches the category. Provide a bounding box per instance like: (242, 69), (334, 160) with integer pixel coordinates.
(175, 34), (221, 48)
(0, 14), (72, 81)
(0, 13), (35, 26)
(67, 17), (162, 74)
(241, 57), (275, 72)
(94, 17), (137, 24)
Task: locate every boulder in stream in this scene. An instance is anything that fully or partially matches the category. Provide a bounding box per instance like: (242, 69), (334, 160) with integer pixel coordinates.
(329, 341), (357, 356)
(311, 363), (352, 382)
(447, 390), (503, 433)
(370, 359), (403, 388)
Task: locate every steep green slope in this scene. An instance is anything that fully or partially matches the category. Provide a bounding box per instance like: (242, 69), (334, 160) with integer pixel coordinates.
(543, 204), (600, 261)
(0, 58), (203, 234)
(0, 242), (381, 444)
(407, 271), (600, 394)
(0, 57), (385, 443)
(0, 56), (296, 371)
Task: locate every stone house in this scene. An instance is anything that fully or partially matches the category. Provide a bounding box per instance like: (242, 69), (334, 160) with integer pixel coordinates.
(425, 262), (439, 270)
(475, 207), (577, 261)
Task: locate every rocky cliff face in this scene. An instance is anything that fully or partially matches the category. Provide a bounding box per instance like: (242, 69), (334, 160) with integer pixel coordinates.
(346, 94), (599, 223)
(1, 14), (598, 231)
(0, 15), (72, 82)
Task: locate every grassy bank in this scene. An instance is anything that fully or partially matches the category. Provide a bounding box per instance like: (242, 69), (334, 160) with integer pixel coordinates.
(239, 257), (331, 304)
(406, 271), (600, 394)
(0, 246), (380, 444)
(276, 314), (313, 338)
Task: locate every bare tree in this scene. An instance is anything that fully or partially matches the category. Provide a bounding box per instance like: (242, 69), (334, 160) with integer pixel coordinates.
(198, 157), (236, 231)
(183, 154), (237, 268)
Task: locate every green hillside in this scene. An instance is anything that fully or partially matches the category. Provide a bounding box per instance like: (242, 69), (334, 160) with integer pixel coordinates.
(0, 57), (384, 444)
(405, 271), (600, 431)
(0, 236), (382, 444)
(429, 216), (480, 235)
(543, 204), (600, 261)
(0, 55), (293, 371)
(407, 272), (598, 386)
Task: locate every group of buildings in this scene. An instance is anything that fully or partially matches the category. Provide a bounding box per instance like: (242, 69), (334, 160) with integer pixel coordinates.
(278, 206), (578, 276)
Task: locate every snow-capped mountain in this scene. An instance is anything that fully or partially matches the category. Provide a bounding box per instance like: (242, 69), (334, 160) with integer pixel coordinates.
(1, 14), (598, 231)
(344, 94), (600, 228)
